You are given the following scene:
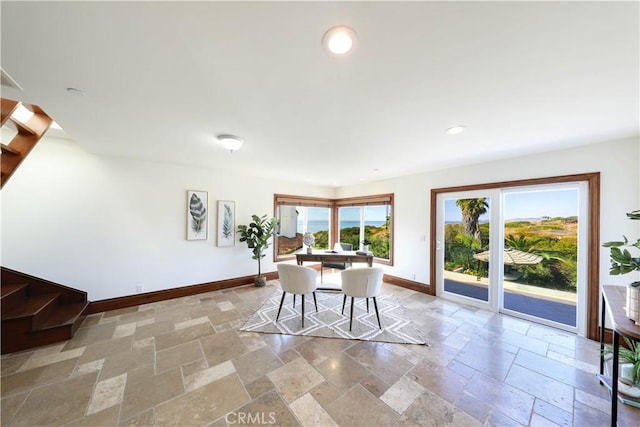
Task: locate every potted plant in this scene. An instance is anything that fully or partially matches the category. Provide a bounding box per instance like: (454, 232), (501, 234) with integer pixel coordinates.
(361, 238), (372, 252)
(237, 214), (276, 287)
(604, 337), (640, 397)
(603, 209), (640, 324)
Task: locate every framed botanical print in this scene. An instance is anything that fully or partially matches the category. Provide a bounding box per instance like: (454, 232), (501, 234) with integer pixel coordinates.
(187, 190), (208, 240)
(217, 200), (235, 246)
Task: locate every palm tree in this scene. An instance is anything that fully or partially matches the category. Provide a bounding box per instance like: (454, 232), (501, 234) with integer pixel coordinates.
(456, 198), (489, 239)
(454, 232), (483, 272)
(505, 234), (542, 251)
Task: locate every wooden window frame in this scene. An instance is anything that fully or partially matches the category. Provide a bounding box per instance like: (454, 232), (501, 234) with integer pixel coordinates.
(274, 193), (394, 265)
(430, 172), (600, 340)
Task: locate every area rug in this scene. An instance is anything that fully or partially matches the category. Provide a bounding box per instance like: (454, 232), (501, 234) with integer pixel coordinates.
(239, 290), (428, 345)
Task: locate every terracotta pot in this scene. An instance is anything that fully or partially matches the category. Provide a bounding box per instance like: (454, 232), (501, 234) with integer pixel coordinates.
(254, 275), (267, 287)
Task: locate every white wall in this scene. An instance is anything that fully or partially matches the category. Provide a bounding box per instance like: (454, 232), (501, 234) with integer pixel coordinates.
(337, 137), (640, 287)
(2, 136), (638, 301)
(0, 137), (333, 300)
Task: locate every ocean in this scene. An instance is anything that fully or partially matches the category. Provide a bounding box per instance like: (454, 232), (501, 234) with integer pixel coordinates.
(303, 220), (386, 233)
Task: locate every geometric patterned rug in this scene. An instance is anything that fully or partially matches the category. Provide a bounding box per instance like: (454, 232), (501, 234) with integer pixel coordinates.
(239, 290), (428, 345)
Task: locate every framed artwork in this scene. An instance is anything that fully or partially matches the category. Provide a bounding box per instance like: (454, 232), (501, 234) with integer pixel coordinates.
(187, 190), (208, 240)
(217, 200), (236, 246)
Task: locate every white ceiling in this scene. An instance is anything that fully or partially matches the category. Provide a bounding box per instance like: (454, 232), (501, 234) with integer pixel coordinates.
(2, 1), (638, 187)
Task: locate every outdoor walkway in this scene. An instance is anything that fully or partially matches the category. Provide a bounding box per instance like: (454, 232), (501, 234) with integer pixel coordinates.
(444, 271), (577, 327)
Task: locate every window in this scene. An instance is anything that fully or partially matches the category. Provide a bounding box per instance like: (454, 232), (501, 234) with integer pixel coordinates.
(336, 195), (393, 263)
(274, 195), (333, 259)
(274, 193), (394, 265)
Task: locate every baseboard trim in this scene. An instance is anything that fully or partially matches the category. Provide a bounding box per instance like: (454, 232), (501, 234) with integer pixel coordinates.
(88, 271), (278, 314)
(89, 271), (429, 314)
(383, 274), (430, 294)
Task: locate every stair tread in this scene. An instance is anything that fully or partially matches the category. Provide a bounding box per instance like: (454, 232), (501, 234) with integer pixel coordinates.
(2, 293), (60, 320)
(39, 302), (88, 329)
(0, 142), (20, 155)
(1, 267), (88, 354)
(1, 283), (28, 298)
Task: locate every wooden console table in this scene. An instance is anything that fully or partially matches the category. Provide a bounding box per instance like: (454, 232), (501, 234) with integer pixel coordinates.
(598, 285), (640, 427)
(295, 250), (374, 285)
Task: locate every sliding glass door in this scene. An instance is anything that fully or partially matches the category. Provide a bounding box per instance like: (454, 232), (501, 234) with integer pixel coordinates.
(436, 183), (587, 333)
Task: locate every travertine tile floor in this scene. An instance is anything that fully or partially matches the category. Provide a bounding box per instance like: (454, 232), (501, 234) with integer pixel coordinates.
(1, 277), (638, 426)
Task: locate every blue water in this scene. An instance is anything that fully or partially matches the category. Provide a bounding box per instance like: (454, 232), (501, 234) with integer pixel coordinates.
(302, 220), (386, 233)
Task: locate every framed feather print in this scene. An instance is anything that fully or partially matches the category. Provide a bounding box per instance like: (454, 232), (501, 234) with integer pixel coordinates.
(187, 190), (208, 240)
(217, 200), (235, 246)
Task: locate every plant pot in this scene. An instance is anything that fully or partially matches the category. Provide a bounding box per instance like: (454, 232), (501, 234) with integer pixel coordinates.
(362, 245), (370, 252)
(626, 285), (640, 325)
(618, 380), (640, 398)
(254, 275), (267, 287)
(621, 362), (636, 384)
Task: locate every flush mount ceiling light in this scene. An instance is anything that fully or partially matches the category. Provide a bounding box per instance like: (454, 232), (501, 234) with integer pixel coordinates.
(446, 125), (466, 135)
(322, 26), (357, 55)
(217, 134), (244, 152)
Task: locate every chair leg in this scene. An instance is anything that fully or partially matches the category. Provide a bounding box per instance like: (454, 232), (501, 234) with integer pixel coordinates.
(349, 296), (355, 331)
(313, 292), (318, 312)
(276, 292), (286, 322)
(373, 297), (382, 329)
(342, 294), (347, 315)
(293, 294), (296, 308)
(366, 298), (370, 313)
(301, 294), (305, 328)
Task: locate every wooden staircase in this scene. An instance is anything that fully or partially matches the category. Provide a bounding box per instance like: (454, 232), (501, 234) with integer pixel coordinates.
(1, 268), (89, 354)
(1, 98), (53, 189)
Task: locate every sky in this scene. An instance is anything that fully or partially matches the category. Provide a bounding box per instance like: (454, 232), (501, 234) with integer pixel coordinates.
(445, 188), (578, 223)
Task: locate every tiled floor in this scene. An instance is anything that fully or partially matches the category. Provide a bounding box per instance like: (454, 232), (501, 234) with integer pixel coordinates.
(1, 277), (638, 426)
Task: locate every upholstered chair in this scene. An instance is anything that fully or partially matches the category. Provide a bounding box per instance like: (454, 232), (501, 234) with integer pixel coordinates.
(340, 267), (384, 331)
(276, 264), (318, 327)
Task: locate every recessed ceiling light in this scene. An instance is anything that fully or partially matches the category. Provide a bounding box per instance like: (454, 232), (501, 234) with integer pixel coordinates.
(322, 26), (357, 55)
(217, 134), (244, 152)
(446, 125), (466, 135)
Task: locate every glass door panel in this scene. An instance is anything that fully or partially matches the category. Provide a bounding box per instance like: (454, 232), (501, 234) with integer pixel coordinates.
(501, 188), (579, 328)
(443, 197), (491, 302)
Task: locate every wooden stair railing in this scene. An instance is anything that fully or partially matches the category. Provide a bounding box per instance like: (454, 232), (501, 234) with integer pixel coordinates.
(1, 98), (53, 189)
(1, 267), (89, 354)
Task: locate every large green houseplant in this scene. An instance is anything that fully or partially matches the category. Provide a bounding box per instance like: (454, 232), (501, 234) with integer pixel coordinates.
(602, 210), (640, 392)
(237, 214), (276, 287)
(603, 209), (640, 323)
(602, 209), (640, 277)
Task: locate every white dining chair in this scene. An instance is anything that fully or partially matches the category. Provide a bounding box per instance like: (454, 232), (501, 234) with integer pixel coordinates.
(276, 264), (318, 327)
(340, 267), (384, 331)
